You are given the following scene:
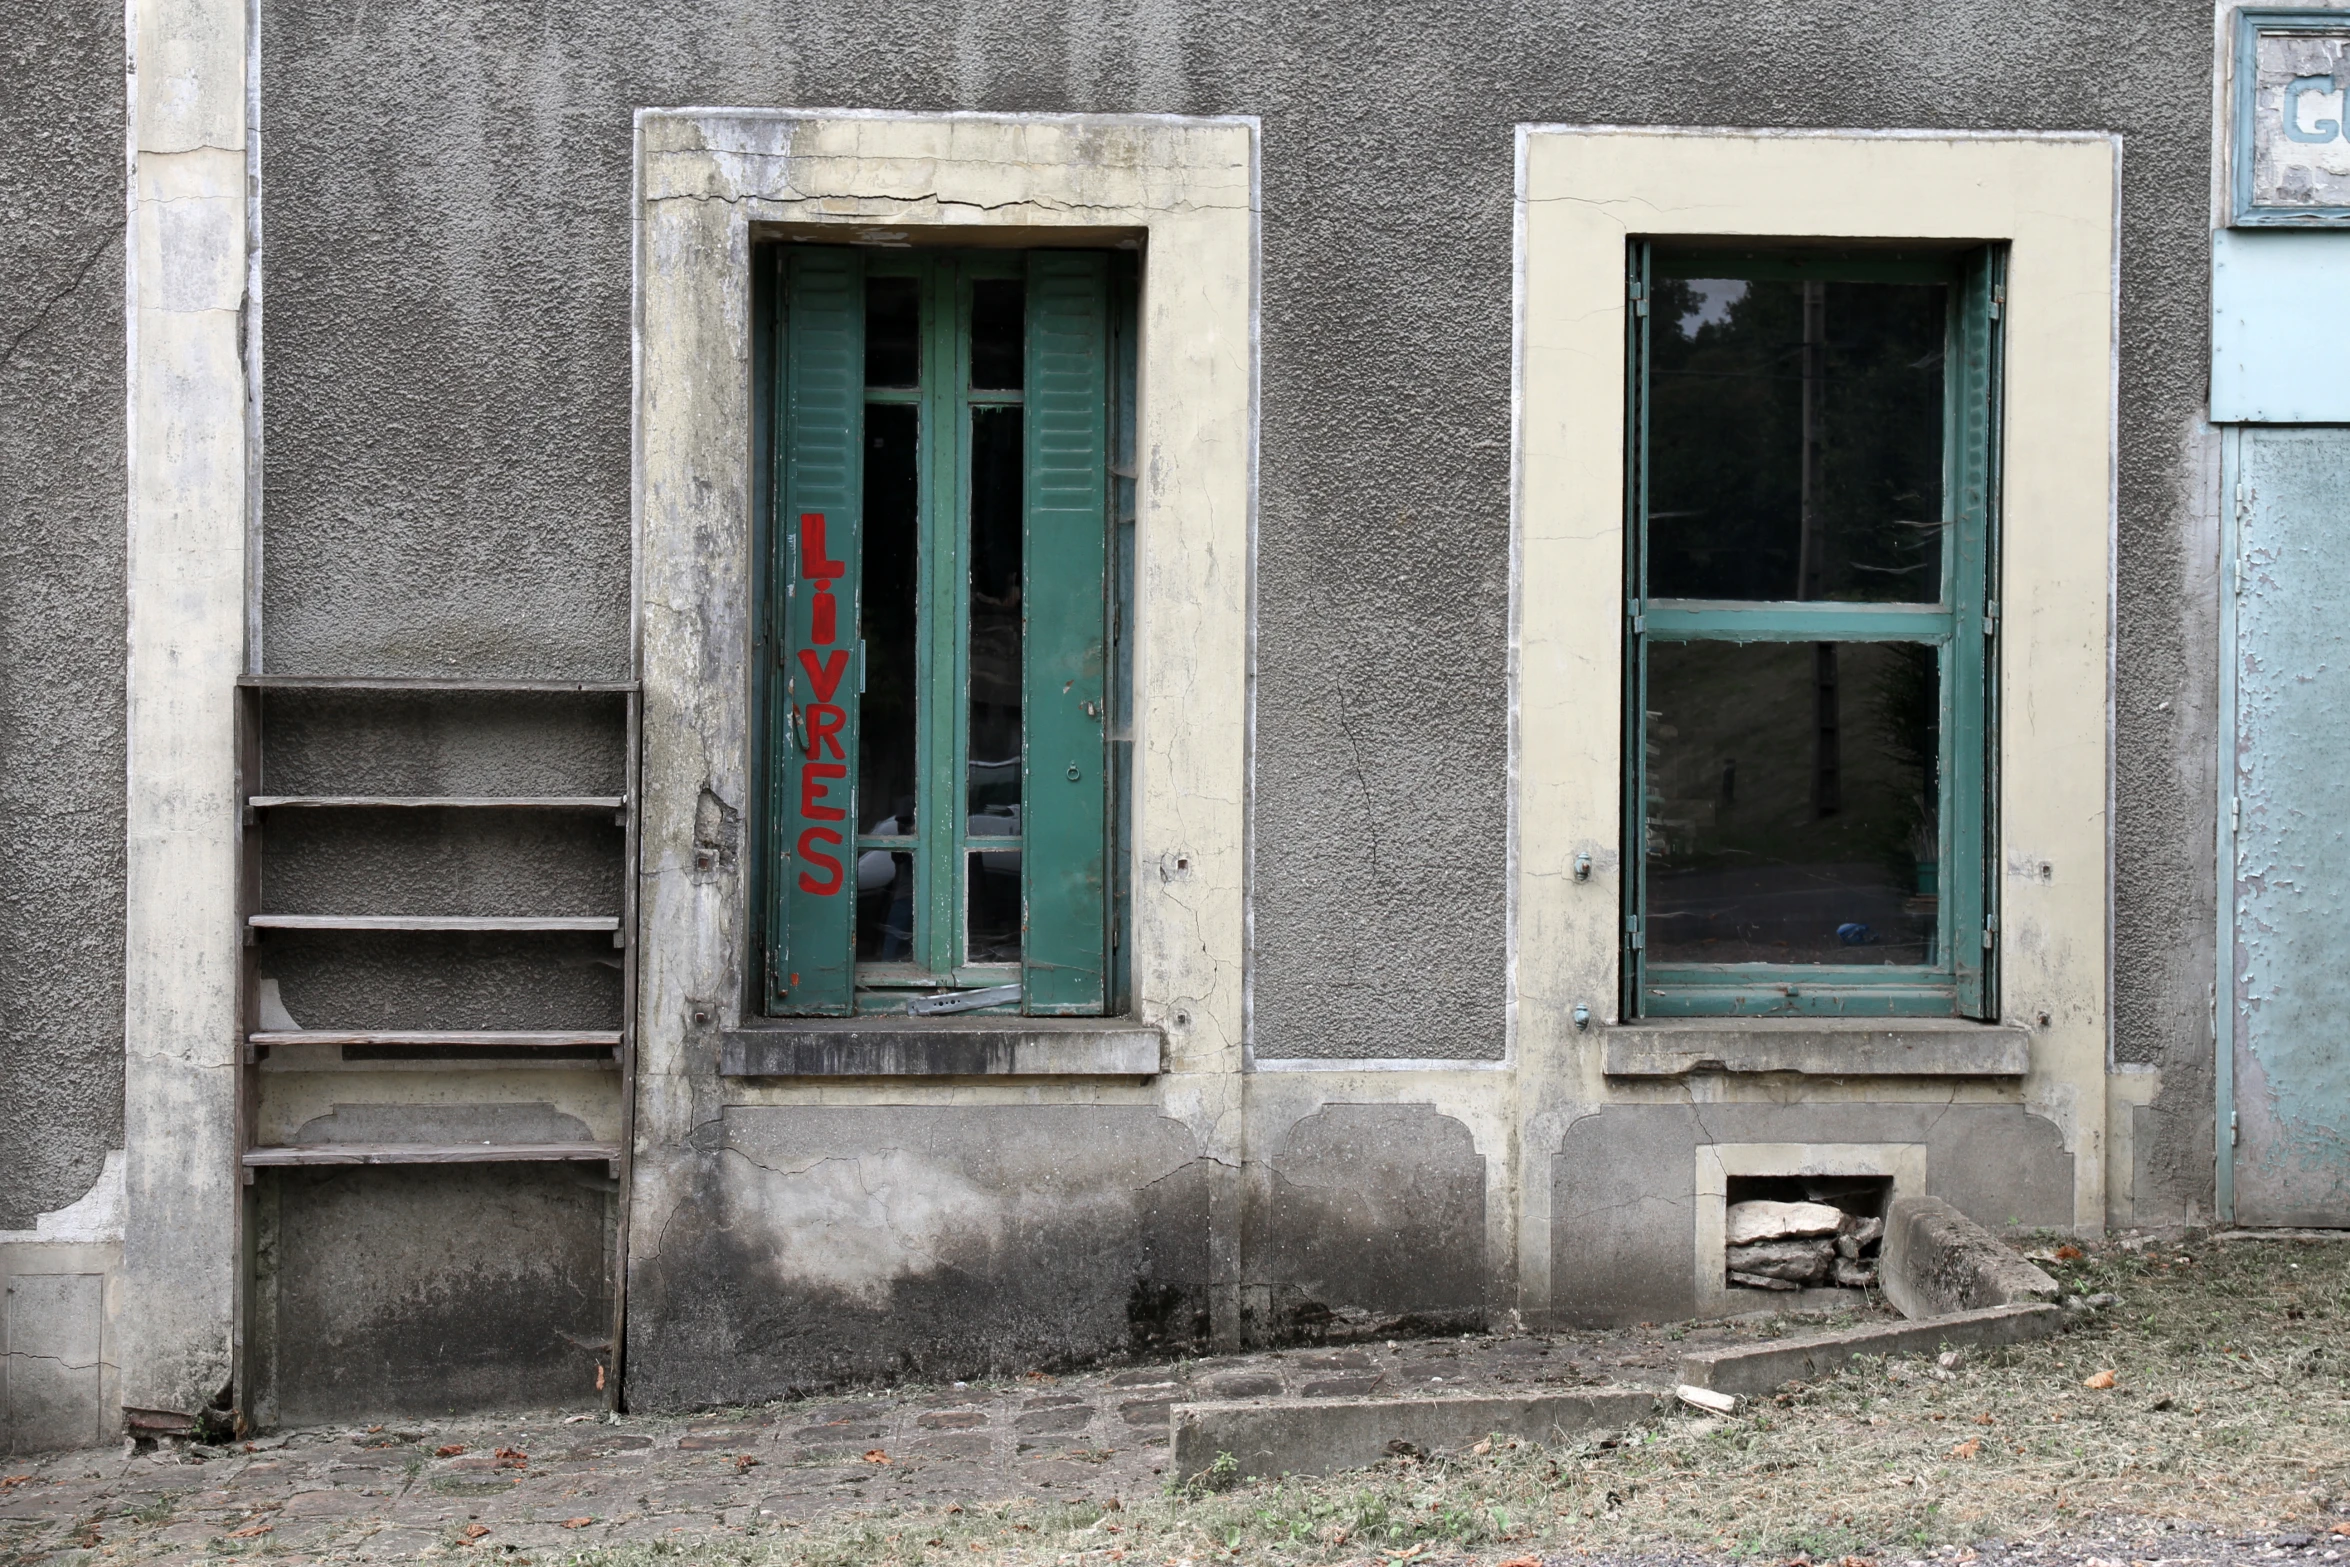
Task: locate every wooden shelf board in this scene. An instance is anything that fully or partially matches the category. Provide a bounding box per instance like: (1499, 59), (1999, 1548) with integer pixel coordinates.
(248, 914), (621, 933)
(250, 1030), (622, 1047)
(238, 675), (637, 694)
(242, 1142), (619, 1167)
(248, 795), (625, 811)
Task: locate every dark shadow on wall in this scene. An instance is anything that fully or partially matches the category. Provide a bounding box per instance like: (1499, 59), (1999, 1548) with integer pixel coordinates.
(621, 1105), (1209, 1411)
(1261, 1103), (1486, 1342)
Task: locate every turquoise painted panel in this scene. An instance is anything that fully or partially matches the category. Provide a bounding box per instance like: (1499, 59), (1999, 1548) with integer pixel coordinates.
(2230, 426), (2350, 1226)
(2212, 229), (2350, 422)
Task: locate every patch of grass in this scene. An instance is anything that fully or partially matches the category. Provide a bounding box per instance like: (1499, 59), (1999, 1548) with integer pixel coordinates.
(562, 1237), (2350, 1565)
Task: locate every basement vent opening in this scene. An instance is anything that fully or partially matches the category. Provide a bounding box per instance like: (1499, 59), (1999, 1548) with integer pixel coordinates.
(1724, 1174), (1890, 1294)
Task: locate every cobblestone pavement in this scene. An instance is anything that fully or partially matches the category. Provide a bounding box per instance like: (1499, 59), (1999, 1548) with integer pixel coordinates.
(0, 1312), (1865, 1564)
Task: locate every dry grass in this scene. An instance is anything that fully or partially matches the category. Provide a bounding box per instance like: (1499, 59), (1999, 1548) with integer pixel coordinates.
(569, 1235), (2350, 1565)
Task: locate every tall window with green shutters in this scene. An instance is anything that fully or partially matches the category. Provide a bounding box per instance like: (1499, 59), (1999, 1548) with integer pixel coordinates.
(1623, 242), (2005, 1019)
(759, 246), (1135, 1017)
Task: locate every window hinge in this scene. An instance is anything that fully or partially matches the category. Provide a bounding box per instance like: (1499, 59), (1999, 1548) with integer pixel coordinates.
(1628, 597), (1645, 636)
(2230, 1110), (2241, 1147)
(1989, 286), (2004, 321)
(1629, 279), (1650, 318)
(1983, 599), (1999, 636)
(1624, 915), (1645, 952)
(2231, 796), (2241, 834)
(1982, 914), (1999, 950)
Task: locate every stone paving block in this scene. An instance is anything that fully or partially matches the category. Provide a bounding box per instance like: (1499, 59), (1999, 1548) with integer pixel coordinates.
(1677, 1302), (2062, 1398)
(1171, 1388), (1664, 1481)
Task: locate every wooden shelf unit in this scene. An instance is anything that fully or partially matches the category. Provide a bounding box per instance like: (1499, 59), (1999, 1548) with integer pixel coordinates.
(234, 674), (641, 1413)
(241, 1142), (620, 1169)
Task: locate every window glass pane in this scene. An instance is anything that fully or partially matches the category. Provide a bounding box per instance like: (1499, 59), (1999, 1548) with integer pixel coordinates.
(1644, 639), (1939, 965)
(865, 276), (919, 388)
(967, 846), (1022, 963)
(970, 279), (1024, 391)
(858, 403), (920, 836)
(968, 406), (1023, 821)
(856, 849), (915, 961)
(1648, 277), (1945, 603)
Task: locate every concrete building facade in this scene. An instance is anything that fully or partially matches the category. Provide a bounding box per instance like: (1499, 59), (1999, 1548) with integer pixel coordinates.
(4, 0), (2340, 1447)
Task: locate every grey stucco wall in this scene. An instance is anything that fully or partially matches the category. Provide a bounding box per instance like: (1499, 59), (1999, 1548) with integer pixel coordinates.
(256, 2), (2217, 1148)
(1, 4), (126, 1226)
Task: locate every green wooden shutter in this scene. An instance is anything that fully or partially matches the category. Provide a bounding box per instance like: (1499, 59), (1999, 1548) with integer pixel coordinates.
(772, 247), (864, 1015)
(1947, 244), (2004, 1019)
(1021, 252), (1112, 1013)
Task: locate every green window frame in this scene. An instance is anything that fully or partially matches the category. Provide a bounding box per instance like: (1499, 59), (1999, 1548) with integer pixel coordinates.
(758, 245), (1135, 1018)
(1622, 241), (2005, 1019)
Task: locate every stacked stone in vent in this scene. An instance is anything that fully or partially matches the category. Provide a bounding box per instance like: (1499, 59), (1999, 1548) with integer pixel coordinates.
(1725, 1199), (1885, 1291)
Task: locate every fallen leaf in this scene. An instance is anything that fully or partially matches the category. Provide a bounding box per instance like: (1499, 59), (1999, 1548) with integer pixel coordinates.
(227, 1523), (274, 1540)
(1974, 1412), (1995, 1425)
(2083, 1369), (2118, 1389)
(595, 1363), (606, 1390)
(562, 1517), (595, 1529)
(458, 1522), (490, 1542)
(2330, 1522), (2350, 1537)
(1840, 1557), (1878, 1567)
(1472, 1438), (1493, 1455)
(1950, 1438), (1981, 1459)
(863, 1448), (892, 1465)
(734, 1454), (761, 1473)
(435, 1444), (467, 1459)
(2054, 1244), (2084, 1261)
(493, 1446), (528, 1469)
(1383, 1547), (1425, 1562)
(366, 1424), (384, 1433)
(1023, 1370), (1057, 1382)
(1497, 1557), (1545, 1567)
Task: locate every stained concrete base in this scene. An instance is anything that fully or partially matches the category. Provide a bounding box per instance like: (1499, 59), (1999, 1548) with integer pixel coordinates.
(1169, 1389), (1663, 1481)
(1881, 1196), (2061, 1319)
(1676, 1303), (2063, 1398)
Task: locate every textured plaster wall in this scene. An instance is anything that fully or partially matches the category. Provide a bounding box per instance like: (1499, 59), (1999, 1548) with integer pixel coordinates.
(257, 3), (2216, 1171)
(0, 3), (128, 1226)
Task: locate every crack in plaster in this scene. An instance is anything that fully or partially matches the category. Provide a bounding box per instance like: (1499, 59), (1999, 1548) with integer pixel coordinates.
(0, 228), (117, 378)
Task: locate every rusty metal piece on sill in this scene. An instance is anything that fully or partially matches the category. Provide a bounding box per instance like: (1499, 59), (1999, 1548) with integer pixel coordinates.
(905, 983), (1023, 1017)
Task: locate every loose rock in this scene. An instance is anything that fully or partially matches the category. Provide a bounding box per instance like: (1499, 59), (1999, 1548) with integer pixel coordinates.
(1726, 1238), (1836, 1282)
(1727, 1200), (1847, 1246)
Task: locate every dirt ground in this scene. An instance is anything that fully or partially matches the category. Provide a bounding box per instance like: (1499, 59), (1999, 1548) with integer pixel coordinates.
(3, 1231), (2346, 1567)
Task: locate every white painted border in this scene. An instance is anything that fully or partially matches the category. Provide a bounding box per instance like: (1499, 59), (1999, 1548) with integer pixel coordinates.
(1512, 126), (2121, 1234)
(1692, 1141), (1926, 1319)
(626, 108), (1260, 1331)
(121, 0), (251, 1419)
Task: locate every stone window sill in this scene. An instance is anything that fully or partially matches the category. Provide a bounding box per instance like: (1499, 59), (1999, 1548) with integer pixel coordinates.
(720, 1016), (1163, 1078)
(1601, 1019), (2030, 1078)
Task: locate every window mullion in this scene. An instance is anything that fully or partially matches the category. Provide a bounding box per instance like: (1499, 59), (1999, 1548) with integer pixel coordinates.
(907, 259), (963, 984)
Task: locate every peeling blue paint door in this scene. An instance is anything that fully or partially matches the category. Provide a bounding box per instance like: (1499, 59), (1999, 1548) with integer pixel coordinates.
(2226, 426), (2350, 1226)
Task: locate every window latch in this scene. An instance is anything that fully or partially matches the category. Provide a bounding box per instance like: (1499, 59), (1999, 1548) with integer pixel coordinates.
(907, 983), (1023, 1017)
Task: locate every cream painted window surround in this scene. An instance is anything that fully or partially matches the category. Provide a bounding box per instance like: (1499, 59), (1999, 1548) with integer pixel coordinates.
(1511, 130), (2117, 1183)
(631, 110), (1256, 1084)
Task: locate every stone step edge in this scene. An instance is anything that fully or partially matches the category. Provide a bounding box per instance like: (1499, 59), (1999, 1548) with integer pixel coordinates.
(1168, 1387), (1665, 1482)
(1678, 1301), (2064, 1399)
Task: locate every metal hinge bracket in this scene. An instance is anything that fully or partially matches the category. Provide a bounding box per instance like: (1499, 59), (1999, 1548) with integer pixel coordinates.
(1983, 599), (2000, 636)
(2230, 1110), (2241, 1147)
(907, 983), (1023, 1017)
(1629, 279), (1650, 318)
(1982, 914), (1999, 950)
(1624, 915), (1645, 952)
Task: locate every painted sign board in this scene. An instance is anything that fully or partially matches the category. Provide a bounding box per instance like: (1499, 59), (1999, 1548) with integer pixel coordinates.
(2212, 228), (2350, 421)
(2233, 8), (2350, 225)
